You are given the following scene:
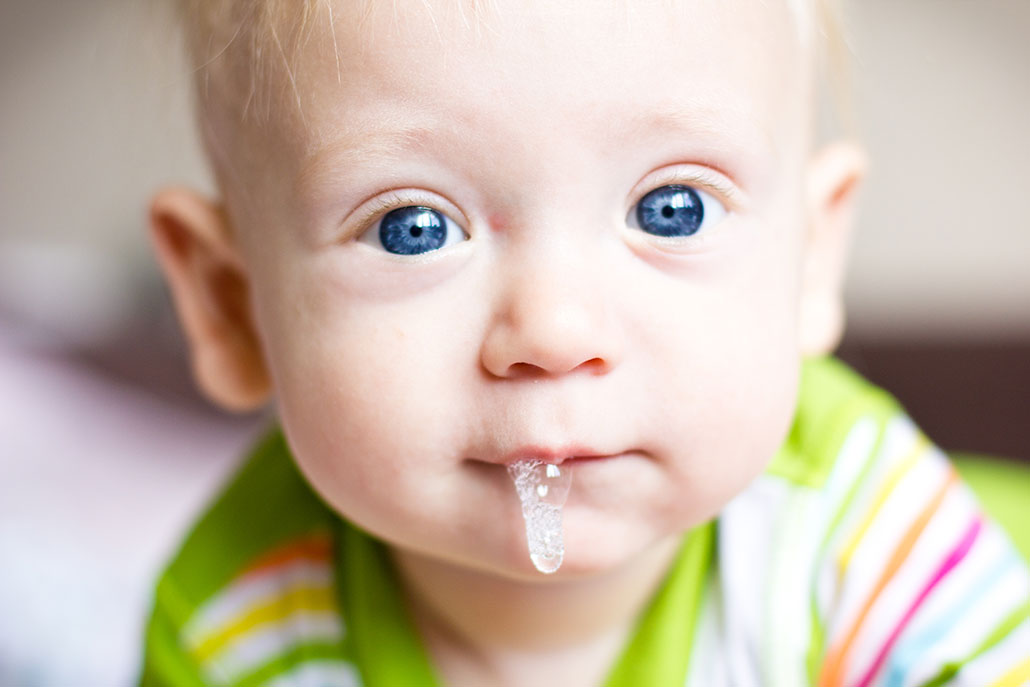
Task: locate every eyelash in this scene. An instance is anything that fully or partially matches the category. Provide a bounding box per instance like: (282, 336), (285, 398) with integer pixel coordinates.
(348, 168), (738, 242)
(632, 168), (738, 212)
(353, 191), (449, 234)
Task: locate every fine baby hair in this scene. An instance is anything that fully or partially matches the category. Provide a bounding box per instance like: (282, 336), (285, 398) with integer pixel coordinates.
(172, 0), (848, 130)
(142, 1), (1030, 685)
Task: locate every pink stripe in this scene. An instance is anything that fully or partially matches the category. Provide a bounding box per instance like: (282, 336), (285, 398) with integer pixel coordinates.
(854, 515), (983, 687)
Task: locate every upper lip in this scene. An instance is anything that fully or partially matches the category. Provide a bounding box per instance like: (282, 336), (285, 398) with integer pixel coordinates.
(496, 444), (613, 465)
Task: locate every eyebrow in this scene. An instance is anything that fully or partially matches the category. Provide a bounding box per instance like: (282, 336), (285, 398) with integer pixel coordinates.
(610, 101), (777, 162)
(295, 119), (448, 200)
(296, 99), (775, 202)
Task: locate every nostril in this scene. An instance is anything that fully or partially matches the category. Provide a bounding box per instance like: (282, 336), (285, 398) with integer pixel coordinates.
(505, 361), (548, 378)
(504, 358), (607, 378)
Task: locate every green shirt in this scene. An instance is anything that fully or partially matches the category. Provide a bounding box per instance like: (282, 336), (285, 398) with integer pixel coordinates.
(140, 357), (1030, 686)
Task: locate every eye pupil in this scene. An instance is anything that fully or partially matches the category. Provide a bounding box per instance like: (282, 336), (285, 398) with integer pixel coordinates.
(409, 226), (423, 237)
(636, 185), (704, 237)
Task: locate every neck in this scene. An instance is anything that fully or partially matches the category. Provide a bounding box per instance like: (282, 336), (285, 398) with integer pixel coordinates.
(390, 537), (681, 686)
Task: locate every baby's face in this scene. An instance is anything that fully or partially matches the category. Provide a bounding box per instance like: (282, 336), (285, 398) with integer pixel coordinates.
(227, 0), (818, 578)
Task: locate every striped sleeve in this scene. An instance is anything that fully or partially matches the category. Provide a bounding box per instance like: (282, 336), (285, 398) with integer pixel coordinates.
(814, 416), (1030, 687)
(140, 430), (363, 687)
(143, 532), (360, 687)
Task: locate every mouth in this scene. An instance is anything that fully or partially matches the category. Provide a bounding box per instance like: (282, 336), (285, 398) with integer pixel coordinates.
(496, 445), (618, 466)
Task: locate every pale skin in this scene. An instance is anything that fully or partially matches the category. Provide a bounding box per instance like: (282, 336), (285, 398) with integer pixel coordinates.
(151, 1), (866, 684)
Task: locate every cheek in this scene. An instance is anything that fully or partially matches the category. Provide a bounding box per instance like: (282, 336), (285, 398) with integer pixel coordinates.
(629, 230), (802, 518)
(256, 275), (481, 525)
(286, 311), (459, 436)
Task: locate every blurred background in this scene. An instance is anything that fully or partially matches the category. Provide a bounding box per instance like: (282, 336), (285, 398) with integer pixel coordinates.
(1, 0), (1027, 685)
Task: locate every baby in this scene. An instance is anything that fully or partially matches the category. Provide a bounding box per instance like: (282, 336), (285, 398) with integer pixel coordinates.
(142, 0), (1030, 685)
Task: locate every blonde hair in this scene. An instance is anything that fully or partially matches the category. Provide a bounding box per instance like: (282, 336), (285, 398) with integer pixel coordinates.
(175, 0), (323, 126)
(174, 0), (854, 183)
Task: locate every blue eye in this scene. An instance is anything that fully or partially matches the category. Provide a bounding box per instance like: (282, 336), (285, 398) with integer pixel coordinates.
(633, 184), (724, 238)
(374, 205), (465, 255)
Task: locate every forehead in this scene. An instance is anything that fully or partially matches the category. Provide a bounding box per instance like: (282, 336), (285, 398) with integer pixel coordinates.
(240, 0), (810, 192)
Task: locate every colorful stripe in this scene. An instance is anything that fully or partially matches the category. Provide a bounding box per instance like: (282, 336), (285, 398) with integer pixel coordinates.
(990, 657), (1030, 687)
(203, 611), (344, 684)
(193, 584), (338, 661)
(805, 417), (887, 684)
(837, 434), (930, 572)
(853, 515), (983, 687)
(918, 600), (1030, 687)
(181, 533), (344, 685)
(821, 467), (956, 686)
(884, 548), (1021, 687)
(184, 534), (333, 645)
(242, 535), (333, 577)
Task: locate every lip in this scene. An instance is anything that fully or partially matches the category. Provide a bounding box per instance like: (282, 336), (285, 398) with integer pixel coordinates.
(496, 444), (615, 466)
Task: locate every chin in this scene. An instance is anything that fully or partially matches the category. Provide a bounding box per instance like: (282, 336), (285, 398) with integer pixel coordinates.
(544, 518), (674, 579)
(437, 528), (639, 583)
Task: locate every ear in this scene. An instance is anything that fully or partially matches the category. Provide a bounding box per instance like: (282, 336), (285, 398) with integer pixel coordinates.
(149, 187), (271, 411)
(798, 141), (867, 356)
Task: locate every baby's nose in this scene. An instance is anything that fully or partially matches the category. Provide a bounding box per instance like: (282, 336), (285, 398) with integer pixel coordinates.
(479, 249), (625, 379)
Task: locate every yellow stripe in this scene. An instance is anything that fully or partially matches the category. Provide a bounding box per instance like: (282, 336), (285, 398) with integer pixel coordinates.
(838, 435), (930, 571)
(193, 584), (337, 662)
(991, 657), (1030, 687)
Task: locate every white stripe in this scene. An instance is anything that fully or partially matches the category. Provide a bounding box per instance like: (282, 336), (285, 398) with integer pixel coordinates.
(263, 659), (363, 687)
(185, 560), (334, 646)
(813, 417), (881, 621)
(719, 475), (790, 687)
(765, 485), (822, 687)
(204, 611), (344, 684)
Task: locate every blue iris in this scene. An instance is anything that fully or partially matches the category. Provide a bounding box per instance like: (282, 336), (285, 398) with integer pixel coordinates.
(635, 185), (704, 237)
(379, 206), (448, 255)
